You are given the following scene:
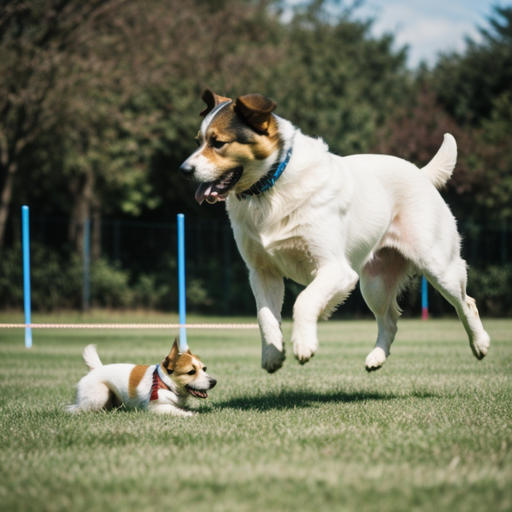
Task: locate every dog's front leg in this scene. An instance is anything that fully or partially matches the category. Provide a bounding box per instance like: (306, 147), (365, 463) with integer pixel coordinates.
(249, 268), (286, 373)
(292, 263), (359, 364)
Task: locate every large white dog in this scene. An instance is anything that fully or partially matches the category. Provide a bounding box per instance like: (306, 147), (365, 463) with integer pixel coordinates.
(180, 89), (490, 373)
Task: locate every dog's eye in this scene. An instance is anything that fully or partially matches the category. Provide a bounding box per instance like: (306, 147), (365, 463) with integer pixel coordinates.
(187, 369), (196, 375)
(202, 367), (207, 372)
(211, 139), (227, 150)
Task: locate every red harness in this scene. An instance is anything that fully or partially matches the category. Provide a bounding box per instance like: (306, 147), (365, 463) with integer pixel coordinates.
(150, 365), (172, 401)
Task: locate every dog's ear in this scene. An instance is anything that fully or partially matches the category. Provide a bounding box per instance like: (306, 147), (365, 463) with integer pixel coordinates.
(200, 88), (232, 117)
(235, 93), (277, 134)
(163, 338), (180, 373)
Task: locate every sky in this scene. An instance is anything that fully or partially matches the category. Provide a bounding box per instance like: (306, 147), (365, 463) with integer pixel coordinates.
(350, 0), (507, 68)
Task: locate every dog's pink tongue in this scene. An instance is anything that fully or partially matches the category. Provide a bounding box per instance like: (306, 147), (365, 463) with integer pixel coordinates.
(195, 183), (213, 205)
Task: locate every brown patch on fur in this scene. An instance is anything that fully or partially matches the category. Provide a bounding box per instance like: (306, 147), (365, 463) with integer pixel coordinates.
(163, 339), (180, 372)
(235, 93), (277, 133)
(250, 117), (282, 161)
(200, 88), (232, 117)
(173, 353), (199, 374)
(157, 339), (214, 397)
(200, 100), (283, 192)
(128, 365), (149, 399)
(171, 352), (207, 389)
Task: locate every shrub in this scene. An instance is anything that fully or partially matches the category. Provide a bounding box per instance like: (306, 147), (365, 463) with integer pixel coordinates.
(0, 244), (134, 310)
(0, 243), (82, 310)
(468, 264), (512, 316)
(133, 273), (171, 310)
(90, 259), (134, 308)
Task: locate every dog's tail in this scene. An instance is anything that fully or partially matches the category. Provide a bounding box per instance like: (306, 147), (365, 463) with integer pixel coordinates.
(421, 133), (457, 189)
(82, 344), (103, 371)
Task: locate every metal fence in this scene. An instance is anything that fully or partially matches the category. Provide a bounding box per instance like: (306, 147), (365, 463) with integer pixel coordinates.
(2, 215), (511, 317)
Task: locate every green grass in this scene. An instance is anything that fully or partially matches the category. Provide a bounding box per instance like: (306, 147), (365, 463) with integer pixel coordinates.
(0, 313), (511, 512)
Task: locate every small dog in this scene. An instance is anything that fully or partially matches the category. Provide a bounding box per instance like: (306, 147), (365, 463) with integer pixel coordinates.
(179, 89), (490, 373)
(68, 339), (216, 416)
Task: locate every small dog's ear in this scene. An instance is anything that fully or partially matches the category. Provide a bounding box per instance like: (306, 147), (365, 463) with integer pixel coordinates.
(200, 88), (232, 117)
(235, 93), (277, 134)
(163, 338), (180, 372)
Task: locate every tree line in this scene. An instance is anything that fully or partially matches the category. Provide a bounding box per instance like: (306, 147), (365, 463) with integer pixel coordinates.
(1, 0), (511, 313)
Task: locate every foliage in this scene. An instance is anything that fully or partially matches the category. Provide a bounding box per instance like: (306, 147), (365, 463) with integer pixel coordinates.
(1, 0), (411, 246)
(431, 6), (512, 125)
(266, 1), (410, 155)
(468, 264), (512, 317)
(132, 273), (171, 310)
(376, 7), (512, 223)
(426, 6), (512, 222)
(0, 242), (240, 312)
(0, 243), (135, 310)
(89, 259), (134, 308)
(0, 0), (136, 247)
(1, 0), (511, 314)
(0, 243), (82, 311)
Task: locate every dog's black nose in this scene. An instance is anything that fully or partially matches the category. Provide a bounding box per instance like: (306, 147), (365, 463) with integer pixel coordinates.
(208, 377), (217, 389)
(180, 162), (195, 178)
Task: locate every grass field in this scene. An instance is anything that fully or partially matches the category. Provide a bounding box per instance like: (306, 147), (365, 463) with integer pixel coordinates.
(0, 312), (511, 512)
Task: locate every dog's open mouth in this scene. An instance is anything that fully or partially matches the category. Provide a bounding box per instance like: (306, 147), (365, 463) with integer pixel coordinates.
(195, 166), (243, 205)
(186, 386), (208, 399)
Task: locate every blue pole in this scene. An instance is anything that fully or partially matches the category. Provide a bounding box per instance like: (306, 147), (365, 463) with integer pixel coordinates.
(177, 214), (188, 351)
(22, 206), (32, 348)
(421, 276), (429, 320)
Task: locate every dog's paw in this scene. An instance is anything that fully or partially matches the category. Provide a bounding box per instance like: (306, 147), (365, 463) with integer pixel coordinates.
(151, 404), (195, 417)
(262, 344), (286, 373)
(365, 347), (387, 372)
(169, 409), (195, 418)
(293, 340), (317, 365)
(470, 331), (490, 360)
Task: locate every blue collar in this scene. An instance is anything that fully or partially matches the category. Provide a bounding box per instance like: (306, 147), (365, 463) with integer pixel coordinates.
(236, 144), (293, 200)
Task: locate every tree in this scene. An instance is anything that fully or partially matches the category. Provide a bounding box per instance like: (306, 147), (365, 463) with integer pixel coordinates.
(265, 0), (410, 156)
(0, 0), (138, 249)
(427, 6), (512, 222)
(0, 0), (288, 250)
(432, 6), (512, 125)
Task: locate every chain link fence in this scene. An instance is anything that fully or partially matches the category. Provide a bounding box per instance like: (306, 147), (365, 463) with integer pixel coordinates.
(1, 215), (511, 317)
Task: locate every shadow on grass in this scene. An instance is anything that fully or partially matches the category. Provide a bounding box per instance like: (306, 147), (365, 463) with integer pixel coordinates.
(58, 390), (440, 416)
(215, 388), (440, 411)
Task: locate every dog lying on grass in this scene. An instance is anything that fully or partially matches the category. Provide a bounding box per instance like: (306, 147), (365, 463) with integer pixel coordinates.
(68, 339), (216, 417)
(180, 89), (490, 373)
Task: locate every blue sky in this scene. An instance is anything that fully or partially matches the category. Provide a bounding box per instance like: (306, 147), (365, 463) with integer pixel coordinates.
(353, 0), (507, 67)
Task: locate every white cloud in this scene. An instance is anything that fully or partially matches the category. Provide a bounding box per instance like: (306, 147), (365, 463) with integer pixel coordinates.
(353, 0), (499, 68)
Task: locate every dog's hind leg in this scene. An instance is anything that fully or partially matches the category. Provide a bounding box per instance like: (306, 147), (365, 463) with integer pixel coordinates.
(360, 248), (413, 371)
(422, 257), (490, 360)
(249, 268), (286, 373)
(68, 377), (116, 413)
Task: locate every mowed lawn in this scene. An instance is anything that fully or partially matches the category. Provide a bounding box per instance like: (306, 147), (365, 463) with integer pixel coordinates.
(0, 312), (511, 512)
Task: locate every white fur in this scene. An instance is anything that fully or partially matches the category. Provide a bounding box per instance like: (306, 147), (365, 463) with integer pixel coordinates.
(220, 117), (490, 372)
(186, 151), (220, 183)
(422, 133), (457, 189)
(68, 345), (197, 416)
